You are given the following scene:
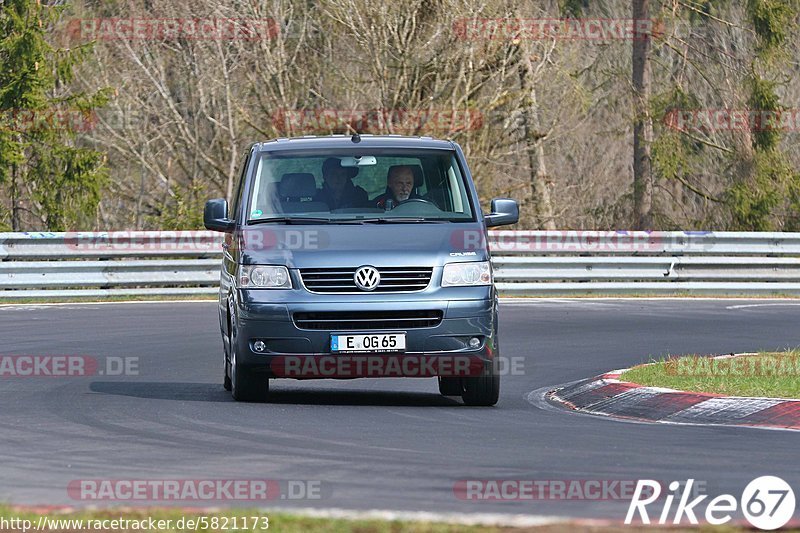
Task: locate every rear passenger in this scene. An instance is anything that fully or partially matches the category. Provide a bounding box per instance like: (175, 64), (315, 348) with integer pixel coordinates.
(314, 157), (369, 210)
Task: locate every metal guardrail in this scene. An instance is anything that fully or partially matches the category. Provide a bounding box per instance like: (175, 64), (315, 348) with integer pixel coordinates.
(486, 231), (800, 255)
(0, 231), (223, 260)
(2, 230), (800, 298)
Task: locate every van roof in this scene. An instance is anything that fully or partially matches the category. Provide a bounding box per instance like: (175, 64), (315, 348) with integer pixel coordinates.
(255, 134), (456, 152)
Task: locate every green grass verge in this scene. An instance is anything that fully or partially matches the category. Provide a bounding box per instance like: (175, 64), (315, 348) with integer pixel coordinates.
(620, 350), (800, 398)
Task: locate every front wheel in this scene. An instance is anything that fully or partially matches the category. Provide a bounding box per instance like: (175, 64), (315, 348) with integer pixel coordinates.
(461, 363), (499, 406)
(230, 341), (269, 402)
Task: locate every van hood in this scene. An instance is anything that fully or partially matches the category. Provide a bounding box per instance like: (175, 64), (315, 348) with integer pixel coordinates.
(237, 223), (489, 268)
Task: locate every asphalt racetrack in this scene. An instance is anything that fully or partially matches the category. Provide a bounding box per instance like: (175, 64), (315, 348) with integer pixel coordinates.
(1, 299), (799, 521)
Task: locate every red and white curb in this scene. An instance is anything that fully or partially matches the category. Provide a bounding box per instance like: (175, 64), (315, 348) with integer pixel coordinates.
(548, 355), (800, 431)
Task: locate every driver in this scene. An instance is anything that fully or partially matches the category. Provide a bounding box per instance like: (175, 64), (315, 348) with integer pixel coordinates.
(374, 165), (420, 209)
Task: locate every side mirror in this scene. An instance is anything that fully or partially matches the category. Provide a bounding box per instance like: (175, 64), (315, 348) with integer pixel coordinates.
(204, 198), (235, 233)
(485, 198), (519, 227)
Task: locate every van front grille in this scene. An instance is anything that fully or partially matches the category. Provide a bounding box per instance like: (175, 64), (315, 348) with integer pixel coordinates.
(299, 267), (433, 293)
(293, 310), (443, 330)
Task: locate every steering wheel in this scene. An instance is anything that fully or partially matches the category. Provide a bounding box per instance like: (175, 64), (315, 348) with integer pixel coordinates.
(393, 198), (437, 208)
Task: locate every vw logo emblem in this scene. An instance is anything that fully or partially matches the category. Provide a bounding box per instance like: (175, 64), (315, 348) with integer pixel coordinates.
(354, 266), (380, 291)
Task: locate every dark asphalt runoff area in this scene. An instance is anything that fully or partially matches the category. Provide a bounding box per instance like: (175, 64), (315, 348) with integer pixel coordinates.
(1, 299), (799, 521)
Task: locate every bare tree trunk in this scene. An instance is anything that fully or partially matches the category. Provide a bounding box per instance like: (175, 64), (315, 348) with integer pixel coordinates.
(633, 0), (653, 230)
(136, 148), (146, 228)
(519, 45), (556, 230)
(10, 163), (19, 232)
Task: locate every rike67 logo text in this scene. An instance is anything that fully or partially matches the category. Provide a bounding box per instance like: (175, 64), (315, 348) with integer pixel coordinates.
(626, 476), (795, 530)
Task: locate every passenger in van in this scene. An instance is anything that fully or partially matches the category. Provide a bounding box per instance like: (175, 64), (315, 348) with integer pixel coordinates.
(314, 157), (370, 210)
(374, 165), (422, 209)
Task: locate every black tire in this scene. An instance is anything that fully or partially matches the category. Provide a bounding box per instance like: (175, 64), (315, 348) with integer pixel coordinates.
(230, 340), (269, 402)
(224, 306), (233, 391)
(438, 376), (463, 396)
(461, 362), (499, 406)
(223, 344), (232, 392)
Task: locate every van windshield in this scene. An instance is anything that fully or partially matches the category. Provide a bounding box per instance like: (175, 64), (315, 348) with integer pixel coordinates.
(247, 149), (475, 223)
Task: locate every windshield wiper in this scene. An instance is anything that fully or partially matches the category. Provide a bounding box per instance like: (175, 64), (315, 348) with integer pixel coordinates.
(355, 217), (451, 224)
(248, 216), (334, 225)
(249, 216), (451, 225)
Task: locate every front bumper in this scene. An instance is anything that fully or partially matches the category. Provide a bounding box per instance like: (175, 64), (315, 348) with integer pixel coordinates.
(233, 294), (497, 379)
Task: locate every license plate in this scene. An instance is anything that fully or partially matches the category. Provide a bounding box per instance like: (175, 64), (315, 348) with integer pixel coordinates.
(331, 333), (406, 353)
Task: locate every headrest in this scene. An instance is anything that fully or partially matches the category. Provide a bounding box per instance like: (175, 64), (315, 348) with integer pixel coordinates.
(278, 173), (317, 200)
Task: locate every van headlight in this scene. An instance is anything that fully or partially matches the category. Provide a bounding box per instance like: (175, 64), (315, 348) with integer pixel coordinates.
(442, 261), (492, 287)
(238, 265), (292, 289)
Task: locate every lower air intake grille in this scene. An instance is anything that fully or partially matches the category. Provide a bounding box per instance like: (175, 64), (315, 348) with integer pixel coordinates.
(293, 310), (443, 330)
